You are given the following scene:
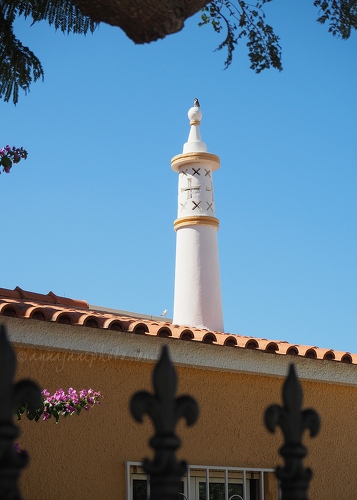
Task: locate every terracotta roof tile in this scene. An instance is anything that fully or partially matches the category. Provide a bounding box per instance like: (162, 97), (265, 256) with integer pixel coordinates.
(0, 286), (356, 365)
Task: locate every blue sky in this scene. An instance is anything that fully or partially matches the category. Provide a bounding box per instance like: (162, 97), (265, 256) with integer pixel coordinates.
(2, 1), (357, 353)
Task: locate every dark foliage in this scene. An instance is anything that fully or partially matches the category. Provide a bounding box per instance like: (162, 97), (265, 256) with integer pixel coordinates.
(200, 0), (357, 72)
(314, 0), (357, 39)
(1, 0), (357, 104)
(200, 0), (282, 72)
(0, 0), (97, 104)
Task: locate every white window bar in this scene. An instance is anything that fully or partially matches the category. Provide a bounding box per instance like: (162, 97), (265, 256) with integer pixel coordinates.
(206, 468), (210, 500)
(224, 469), (228, 500)
(187, 466), (191, 500)
(259, 471), (264, 500)
(126, 461), (130, 500)
(243, 469), (247, 499)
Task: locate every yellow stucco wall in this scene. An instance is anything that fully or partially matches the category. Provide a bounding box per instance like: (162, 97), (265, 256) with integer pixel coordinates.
(14, 346), (357, 499)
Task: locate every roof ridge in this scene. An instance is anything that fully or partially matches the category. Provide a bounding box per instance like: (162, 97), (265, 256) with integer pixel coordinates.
(0, 286), (88, 309)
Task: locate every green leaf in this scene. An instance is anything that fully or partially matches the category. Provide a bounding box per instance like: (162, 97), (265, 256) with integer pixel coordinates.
(1, 156), (12, 167)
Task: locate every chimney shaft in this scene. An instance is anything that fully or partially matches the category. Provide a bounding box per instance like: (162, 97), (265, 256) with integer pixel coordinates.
(171, 104), (224, 331)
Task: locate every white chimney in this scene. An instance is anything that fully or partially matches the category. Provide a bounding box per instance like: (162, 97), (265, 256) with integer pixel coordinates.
(171, 103), (224, 332)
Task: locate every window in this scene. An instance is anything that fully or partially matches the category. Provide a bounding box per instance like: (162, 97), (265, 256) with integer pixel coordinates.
(128, 469), (184, 500)
(126, 463), (275, 500)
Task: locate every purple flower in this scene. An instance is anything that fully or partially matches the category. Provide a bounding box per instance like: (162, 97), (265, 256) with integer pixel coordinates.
(0, 144), (28, 175)
(14, 442), (28, 457)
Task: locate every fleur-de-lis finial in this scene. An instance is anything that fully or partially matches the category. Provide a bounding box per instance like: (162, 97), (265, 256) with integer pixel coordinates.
(130, 345), (199, 500)
(0, 324), (42, 499)
(264, 364), (320, 500)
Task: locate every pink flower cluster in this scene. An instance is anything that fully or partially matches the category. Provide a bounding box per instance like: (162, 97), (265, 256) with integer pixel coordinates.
(41, 388), (102, 422)
(0, 145), (28, 174)
(17, 388), (103, 424)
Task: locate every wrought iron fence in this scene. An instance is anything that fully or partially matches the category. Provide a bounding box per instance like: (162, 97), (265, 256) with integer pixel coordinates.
(0, 324), (320, 500)
(0, 325), (42, 500)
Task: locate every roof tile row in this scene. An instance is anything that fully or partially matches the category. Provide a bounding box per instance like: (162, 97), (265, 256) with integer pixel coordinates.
(0, 287), (355, 365)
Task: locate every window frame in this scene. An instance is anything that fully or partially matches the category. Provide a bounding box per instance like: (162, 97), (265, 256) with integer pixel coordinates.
(126, 462), (275, 500)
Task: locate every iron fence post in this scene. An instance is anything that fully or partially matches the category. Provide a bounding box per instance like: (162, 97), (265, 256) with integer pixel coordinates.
(130, 345), (199, 500)
(264, 364), (320, 500)
(0, 325), (42, 500)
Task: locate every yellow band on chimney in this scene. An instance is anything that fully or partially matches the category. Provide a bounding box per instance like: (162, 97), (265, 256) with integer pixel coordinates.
(174, 216), (219, 231)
